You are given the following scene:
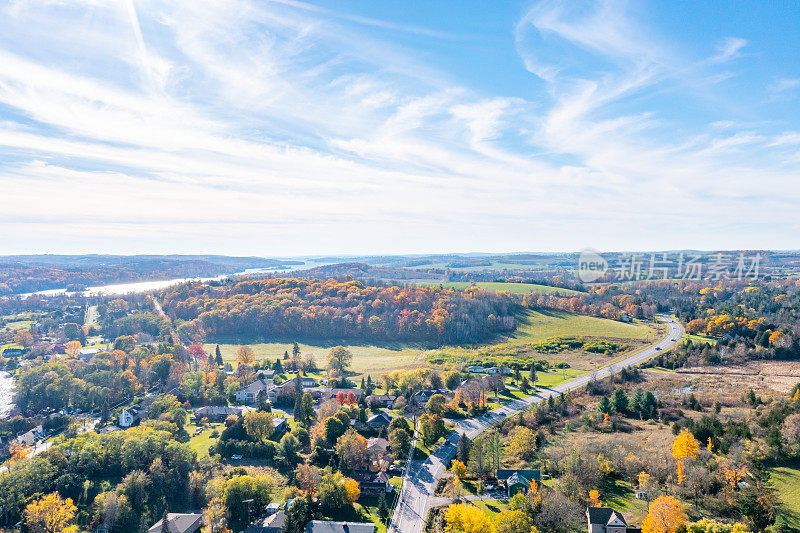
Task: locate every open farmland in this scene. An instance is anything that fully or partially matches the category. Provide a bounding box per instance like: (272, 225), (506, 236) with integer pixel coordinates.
(418, 281), (583, 296)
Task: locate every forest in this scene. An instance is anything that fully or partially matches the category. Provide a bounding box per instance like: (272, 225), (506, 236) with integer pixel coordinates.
(160, 277), (517, 344)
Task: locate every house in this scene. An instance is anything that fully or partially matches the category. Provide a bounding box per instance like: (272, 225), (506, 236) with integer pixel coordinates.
(319, 388), (365, 403)
(304, 522), (375, 533)
(78, 347), (100, 360)
(467, 366), (486, 373)
(120, 408), (140, 428)
(366, 394), (396, 409)
(366, 437), (389, 458)
(2, 347), (24, 357)
(148, 513), (203, 533)
(236, 379), (276, 404)
(195, 405), (255, 421)
(485, 366), (511, 375)
(265, 503), (282, 515)
(97, 425), (121, 434)
(245, 511), (286, 533)
(299, 376), (319, 387)
(16, 425), (44, 446)
(268, 380), (303, 403)
(272, 417), (289, 435)
(634, 490), (649, 500)
(412, 389), (454, 406)
(366, 412), (392, 430)
(586, 507), (640, 533)
(496, 469), (541, 497)
(352, 471), (391, 497)
(256, 369), (276, 380)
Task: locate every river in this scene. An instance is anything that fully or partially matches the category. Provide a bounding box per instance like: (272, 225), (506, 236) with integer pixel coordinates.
(0, 372), (14, 419)
(21, 259), (334, 299)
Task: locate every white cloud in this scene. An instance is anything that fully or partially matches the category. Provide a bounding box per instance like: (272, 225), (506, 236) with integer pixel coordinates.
(0, 0), (797, 254)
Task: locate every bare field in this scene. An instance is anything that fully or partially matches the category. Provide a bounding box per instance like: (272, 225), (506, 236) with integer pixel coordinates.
(644, 360), (800, 396)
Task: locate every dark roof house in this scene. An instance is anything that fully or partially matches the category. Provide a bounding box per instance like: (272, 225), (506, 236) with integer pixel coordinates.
(496, 469), (541, 497)
(586, 507), (639, 533)
(366, 412), (391, 429)
(245, 511), (286, 533)
(148, 513), (203, 533)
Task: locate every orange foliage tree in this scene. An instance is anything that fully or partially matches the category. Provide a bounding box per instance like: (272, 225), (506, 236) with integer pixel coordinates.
(642, 496), (687, 533)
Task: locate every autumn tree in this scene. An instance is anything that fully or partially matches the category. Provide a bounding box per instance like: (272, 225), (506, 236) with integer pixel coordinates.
(236, 345), (255, 366)
(24, 493), (77, 533)
(203, 497), (228, 533)
(672, 430), (700, 484)
(65, 340), (82, 358)
(343, 477), (361, 503)
(335, 428), (368, 472)
(508, 426), (536, 460)
(445, 503), (494, 533)
(589, 490), (601, 507)
(389, 427), (412, 461)
(494, 510), (535, 533)
(243, 411), (274, 442)
(426, 394), (447, 416)
(327, 346), (352, 377)
(642, 496), (687, 533)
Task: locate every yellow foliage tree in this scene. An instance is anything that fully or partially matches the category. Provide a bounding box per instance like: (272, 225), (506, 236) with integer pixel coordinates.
(450, 459), (467, 480)
(672, 429), (700, 484)
(445, 503), (494, 533)
(673, 430), (700, 460)
(494, 510), (535, 533)
(641, 496), (687, 533)
(24, 493), (78, 533)
(236, 345), (255, 366)
(65, 340), (82, 358)
(243, 411), (274, 442)
(508, 426), (536, 460)
(589, 489), (601, 507)
(343, 477), (360, 503)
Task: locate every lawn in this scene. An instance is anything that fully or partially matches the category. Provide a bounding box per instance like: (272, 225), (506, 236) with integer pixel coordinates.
(418, 281), (583, 296)
(3, 320), (34, 331)
(186, 422), (223, 458)
(600, 478), (649, 525)
(681, 333), (717, 345)
(469, 499), (507, 517)
(772, 463), (800, 532)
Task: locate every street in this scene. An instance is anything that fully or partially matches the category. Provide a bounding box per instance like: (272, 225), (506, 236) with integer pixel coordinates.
(389, 316), (684, 533)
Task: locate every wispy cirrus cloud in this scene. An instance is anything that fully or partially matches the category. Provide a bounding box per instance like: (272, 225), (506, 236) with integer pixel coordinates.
(0, 0), (798, 254)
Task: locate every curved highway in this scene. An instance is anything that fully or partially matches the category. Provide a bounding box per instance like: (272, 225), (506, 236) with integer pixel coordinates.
(389, 315), (684, 533)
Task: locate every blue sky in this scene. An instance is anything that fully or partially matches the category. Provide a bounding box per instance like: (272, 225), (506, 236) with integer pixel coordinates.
(0, 0), (799, 256)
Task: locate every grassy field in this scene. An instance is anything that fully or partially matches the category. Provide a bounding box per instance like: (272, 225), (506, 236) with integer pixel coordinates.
(681, 332), (717, 345)
(3, 320), (34, 331)
(186, 422), (223, 458)
(204, 342), (429, 378)
(418, 281), (583, 296)
(507, 309), (653, 344)
(204, 309), (655, 378)
(600, 478), (649, 525)
(772, 463), (800, 532)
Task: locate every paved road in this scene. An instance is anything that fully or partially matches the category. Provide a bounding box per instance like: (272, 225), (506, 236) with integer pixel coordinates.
(388, 315), (684, 533)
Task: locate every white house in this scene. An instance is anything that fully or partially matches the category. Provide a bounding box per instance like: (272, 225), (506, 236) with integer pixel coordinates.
(120, 408), (140, 428)
(236, 379), (276, 404)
